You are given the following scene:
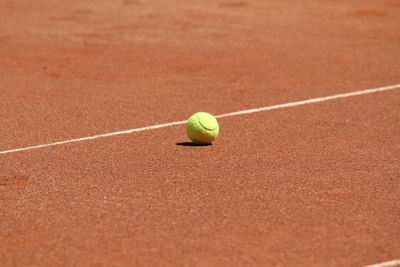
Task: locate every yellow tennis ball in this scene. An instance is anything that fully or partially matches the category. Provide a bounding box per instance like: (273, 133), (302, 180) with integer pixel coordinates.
(186, 112), (219, 144)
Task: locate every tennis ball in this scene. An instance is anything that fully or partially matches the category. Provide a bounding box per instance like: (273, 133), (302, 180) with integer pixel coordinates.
(186, 112), (219, 144)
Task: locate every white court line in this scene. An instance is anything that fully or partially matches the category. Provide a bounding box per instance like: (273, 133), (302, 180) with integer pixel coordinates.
(363, 259), (400, 267)
(0, 83), (399, 155)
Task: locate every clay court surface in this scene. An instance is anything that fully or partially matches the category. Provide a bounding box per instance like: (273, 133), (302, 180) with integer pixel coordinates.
(1, 0), (400, 266)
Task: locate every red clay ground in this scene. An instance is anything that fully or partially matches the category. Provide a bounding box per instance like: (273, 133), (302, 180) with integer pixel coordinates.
(1, 0), (399, 266)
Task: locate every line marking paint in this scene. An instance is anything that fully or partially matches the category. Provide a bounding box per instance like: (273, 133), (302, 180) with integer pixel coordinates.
(1, 83), (399, 155)
(363, 259), (400, 267)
